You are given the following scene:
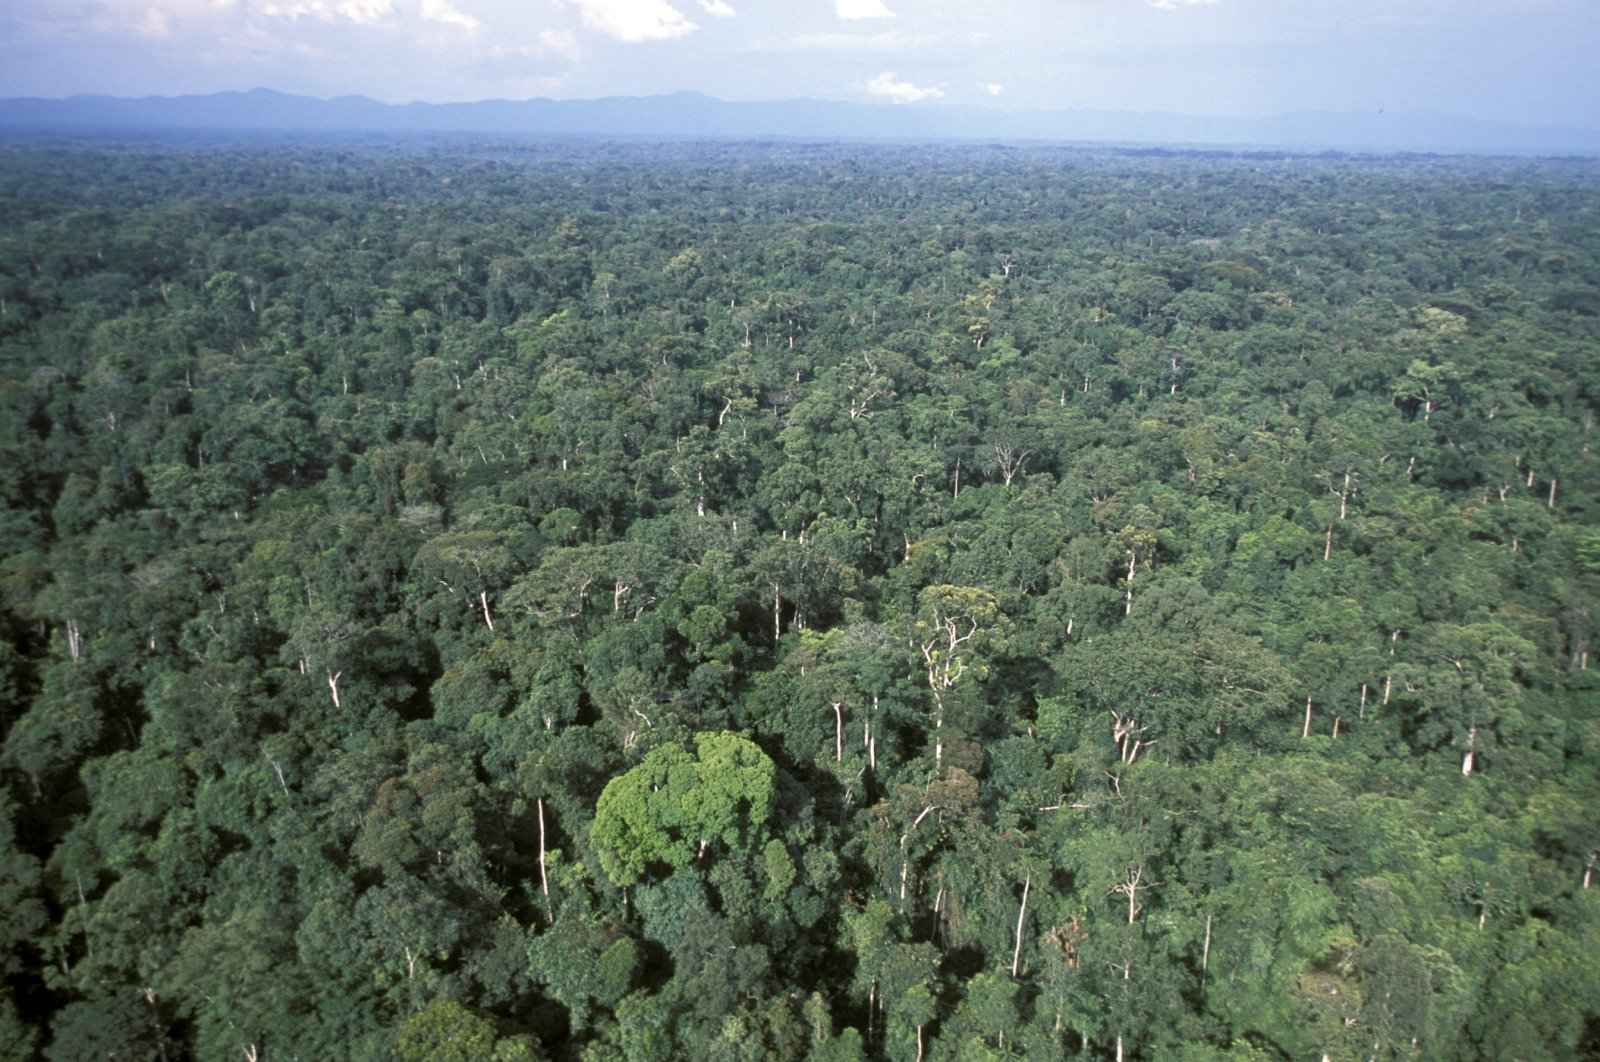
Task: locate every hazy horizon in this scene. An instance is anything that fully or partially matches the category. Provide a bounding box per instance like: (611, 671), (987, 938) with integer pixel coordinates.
(3, 1), (1597, 131)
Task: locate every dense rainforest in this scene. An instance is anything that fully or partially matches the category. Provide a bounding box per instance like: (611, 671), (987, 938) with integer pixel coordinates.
(0, 133), (1598, 1061)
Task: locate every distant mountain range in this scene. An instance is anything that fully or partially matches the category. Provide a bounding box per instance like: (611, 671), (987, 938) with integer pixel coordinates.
(2, 88), (1597, 156)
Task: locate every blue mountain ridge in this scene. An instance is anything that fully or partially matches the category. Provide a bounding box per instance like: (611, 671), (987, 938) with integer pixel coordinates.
(2, 87), (1597, 156)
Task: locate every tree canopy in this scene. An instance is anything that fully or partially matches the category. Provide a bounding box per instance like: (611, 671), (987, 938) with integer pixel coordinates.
(0, 132), (1597, 1059)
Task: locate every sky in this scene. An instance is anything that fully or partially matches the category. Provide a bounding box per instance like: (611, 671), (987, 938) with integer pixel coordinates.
(1, 0), (1596, 128)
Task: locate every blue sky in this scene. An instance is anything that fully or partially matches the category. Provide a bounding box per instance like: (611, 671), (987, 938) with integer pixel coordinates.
(2, 0), (1596, 127)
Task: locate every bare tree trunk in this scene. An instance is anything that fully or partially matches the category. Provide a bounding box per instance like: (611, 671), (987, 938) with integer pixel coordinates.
(143, 987), (170, 1062)
(479, 589), (494, 630)
(1112, 867), (1146, 923)
(265, 751), (289, 796)
(833, 702), (844, 763)
(1124, 552), (1137, 615)
(1011, 875), (1031, 976)
(327, 670), (342, 710)
(1201, 914), (1212, 992)
(538, 797), (552, 923)
(1302, 696), (1313, 739)
(899, 805), (939, 909)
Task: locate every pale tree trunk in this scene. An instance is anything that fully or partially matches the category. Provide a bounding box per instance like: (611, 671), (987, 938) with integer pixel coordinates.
(479, 589), (494, 630)
(538, 797), (552, 923)
(1302, 696), (1313, 739)
(1112, 712), (1149, 764)
(1115, 959), (1132, 1060)
(327, 670), (342, 710)
(1011, 874), (1031, 976)
(899, 805), (939, 910)
(143, 987), (170, 1062)
(265, 750), (289, 796)
(1112, 866), (1147, 923)
(832, 702), (844, 762)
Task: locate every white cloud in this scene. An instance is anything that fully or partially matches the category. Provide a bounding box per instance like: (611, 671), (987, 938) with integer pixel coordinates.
(569, 0), (697, 41)
(135, 7), (173, 38)
(698, 0), (736, 16)
(738, 30), (912, 53)
(486, 28), (583, 63)
(1147, 0), (1219, 8)
(260, 0), (394, 24)
(736, 30), (949, 53)
(837, 0), (895, 20)
(981, 82), (1002, 96)
(420, 0), (479, 31)
(259, 0), (395, 24)
(866, 71), (942, 104)
(538, 28), (582, 61)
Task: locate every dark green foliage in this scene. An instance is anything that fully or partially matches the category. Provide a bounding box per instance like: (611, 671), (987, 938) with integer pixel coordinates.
(0, 135), (1596, 1059)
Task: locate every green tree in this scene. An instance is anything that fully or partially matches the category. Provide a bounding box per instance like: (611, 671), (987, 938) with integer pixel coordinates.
(591, 731), (776, 887)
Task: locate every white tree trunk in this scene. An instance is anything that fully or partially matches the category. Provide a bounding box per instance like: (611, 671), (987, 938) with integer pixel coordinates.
(1124, 553), (1137, 615)
(538, 797), (552, 922)
(1011, 875), (1031, 976)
